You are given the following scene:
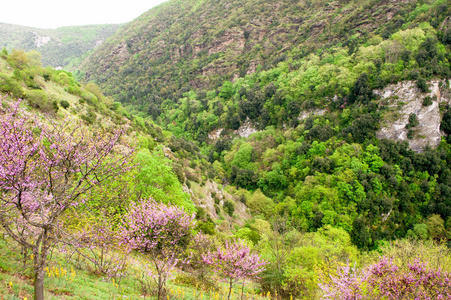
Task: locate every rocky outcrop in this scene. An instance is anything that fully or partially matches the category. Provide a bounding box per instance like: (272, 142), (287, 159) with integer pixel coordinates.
(208, 128), (223, 140)
(376, 80), (451, 152)
(208, 29), (245, 55)
(298, 108), (327, 121)
(32, 32), (52, 47)
(207, 120), (258, 142)
(187, 180), (251, 228)
(234, 119), (258, 138)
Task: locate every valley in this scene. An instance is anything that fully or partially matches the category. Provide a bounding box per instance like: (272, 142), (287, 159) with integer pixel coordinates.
(1, 0), (451, 299)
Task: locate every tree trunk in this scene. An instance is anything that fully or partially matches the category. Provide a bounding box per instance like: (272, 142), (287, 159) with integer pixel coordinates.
(33, 259), (45, 300)
(227, 278), (233, 300)
(33, 230), (50, 300)
(158, 274), (163, 300)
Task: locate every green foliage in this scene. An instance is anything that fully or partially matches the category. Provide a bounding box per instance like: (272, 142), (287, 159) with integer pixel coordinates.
(416, 77), (429, 93)
(426, 214), (446, 241)
(406, 113), (419, 129)
(407, 223), (429, 240)
(0, 73), (23, 98)
(230, 142), (254, 170)
(349, 73), (374, 104)
(247, 189), (274, 217)
(235, 227), (260, 245)
(258, 223), (359, 298)
(60, 100), (70, 109)
(443, 28), (451, 45)
(441, 107), (451, 138)
(25, 89), (56, 112)
(223, 200), (235, 217)
(422, 95), (433, 106)
(132, 148), (195, 212)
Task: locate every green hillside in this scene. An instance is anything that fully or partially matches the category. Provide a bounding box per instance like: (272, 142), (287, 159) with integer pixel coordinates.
(79, 0), (450, 109)
(0, 23), (121, 67)
(76, 0), (451, 251)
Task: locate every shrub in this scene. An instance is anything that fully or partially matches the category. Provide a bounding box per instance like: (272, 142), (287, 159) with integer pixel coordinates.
(239, 194), (247, 205)
(81, 110), (97, 124)
(441, 108), (451, 138)
(0, 74), (24, 98)
(422, 96), (433, 106)
(416, 78), (429, 93)
(25, 90), (55, 112)
(43, 73), (51, 82)
(406, 113), (419, 129)
(223, 200), (235, 217)
(60, 100), (70, 109)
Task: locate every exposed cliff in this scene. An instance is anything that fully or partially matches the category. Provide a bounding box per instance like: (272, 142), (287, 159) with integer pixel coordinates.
(376, 79), (451, 151)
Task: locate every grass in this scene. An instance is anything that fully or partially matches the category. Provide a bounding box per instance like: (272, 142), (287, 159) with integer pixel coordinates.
(0, 235), (149, 299)
(0, 236), (268, 300)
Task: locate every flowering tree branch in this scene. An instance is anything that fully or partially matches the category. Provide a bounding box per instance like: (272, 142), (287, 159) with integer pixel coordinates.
(122, 199), (195, 300)
(0, 98), (132, 300)
(202, 239), (267, 300)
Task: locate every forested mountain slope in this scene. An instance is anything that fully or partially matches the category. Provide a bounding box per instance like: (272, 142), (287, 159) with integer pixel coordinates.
(0, 23), (120, 68)
(75, 0), (451, 252)
(79, 0), (450, 106)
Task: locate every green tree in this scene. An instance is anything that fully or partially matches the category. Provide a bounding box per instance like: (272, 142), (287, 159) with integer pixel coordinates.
(441, 108), (451, 140)
(132, 148), (194, 211)
(348, 72), (374, 104)
(426, 214), (446, 241)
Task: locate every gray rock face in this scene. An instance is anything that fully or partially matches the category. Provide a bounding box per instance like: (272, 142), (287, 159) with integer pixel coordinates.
(376, 80), (451, 152)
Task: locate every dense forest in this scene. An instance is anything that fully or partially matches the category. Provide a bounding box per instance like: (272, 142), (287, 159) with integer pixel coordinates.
(79, 0), (451, 248)
(1, 0), (451, 299)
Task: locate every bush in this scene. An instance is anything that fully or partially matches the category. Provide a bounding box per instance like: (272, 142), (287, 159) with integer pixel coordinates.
(349, 72), (374, 104)
(25, 90), (55, 112)
(416, 78), (429, 93)
(81, 110), (97, 124)
(223, 200), (235, 217)
(0, 74), (24, 98)
(43, 73), (51, 82)
(442, 28), (451, 45)
(60, 100), (70, 109)
(341, 114), (379, 143)
(196, 221), (215, 235)
(239, 194), (247, 205)
(441, 108), (451, 137)
(406, 113), (419, 129)
(422, 96), (433, 106)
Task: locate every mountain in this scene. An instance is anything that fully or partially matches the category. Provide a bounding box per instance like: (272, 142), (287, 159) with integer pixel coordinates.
(0, 23), (121, 68)
(79, 0), (450, 107)
(73, 0), (451, 251)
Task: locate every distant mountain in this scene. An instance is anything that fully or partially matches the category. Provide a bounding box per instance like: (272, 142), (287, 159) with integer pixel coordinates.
(0, 23), (121, 68)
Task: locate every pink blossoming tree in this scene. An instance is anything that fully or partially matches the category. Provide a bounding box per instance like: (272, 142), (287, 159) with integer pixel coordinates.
(320, 257), (451, 299)
(202, 239), (267, 300)
(122, 199), (195, 300)
(0, 99), (131, 300)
